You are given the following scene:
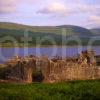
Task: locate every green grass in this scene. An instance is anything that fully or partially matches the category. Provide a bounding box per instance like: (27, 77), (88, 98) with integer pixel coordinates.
(0, 80), (100, 100)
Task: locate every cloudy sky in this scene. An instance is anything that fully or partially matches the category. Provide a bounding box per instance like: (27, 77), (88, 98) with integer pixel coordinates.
(0, 0), (100, 28)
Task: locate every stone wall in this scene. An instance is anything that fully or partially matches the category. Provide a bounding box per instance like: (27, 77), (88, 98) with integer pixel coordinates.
(2, 50), (100, 83)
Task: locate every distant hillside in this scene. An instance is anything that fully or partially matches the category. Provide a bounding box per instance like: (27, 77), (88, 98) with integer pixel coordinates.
(91, 28), (100, 35)
(0, 22), (94, 36)
(57, 25), (94, 37)
(0, 22), (99, 46)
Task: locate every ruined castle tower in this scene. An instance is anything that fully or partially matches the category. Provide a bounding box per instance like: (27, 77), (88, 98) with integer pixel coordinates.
(78, 50), (97, 80)
(78, 50), (96, 65)
(87, 50), (96, 66)
(5, 56), (37, 83)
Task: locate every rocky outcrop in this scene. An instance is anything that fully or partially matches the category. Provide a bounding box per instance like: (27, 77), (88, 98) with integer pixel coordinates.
(1, 50), (100, 83)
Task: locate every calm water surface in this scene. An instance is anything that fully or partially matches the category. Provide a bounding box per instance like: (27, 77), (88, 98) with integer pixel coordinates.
(0, 46), (100, 63)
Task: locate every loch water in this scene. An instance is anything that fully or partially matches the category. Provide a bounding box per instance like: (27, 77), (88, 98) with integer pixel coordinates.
(0, 46), (100, 63)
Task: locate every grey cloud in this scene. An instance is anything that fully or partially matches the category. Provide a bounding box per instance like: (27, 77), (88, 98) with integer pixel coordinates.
(0, 0), (18, 14)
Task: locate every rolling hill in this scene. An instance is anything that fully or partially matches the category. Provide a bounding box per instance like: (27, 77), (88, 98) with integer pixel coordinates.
(91, 28), (100, 35)
(0, 22), (99, 46)
(0, 22), (94, 36)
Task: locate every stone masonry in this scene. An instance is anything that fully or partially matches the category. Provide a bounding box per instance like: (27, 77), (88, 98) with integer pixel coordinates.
(1, 50), (100, 83)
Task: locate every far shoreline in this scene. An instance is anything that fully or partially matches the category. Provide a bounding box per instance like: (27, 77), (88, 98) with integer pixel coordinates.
(0, 45), (100, 48)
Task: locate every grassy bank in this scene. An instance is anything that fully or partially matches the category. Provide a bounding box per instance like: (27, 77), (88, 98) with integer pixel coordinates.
(0, 80), (100, 100)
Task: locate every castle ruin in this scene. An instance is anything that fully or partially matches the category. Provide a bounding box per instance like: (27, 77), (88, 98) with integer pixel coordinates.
(0, 50), (100, 83)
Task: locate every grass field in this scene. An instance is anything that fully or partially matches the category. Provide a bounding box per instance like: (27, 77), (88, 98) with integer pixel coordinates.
(0, 80), (100, 100)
